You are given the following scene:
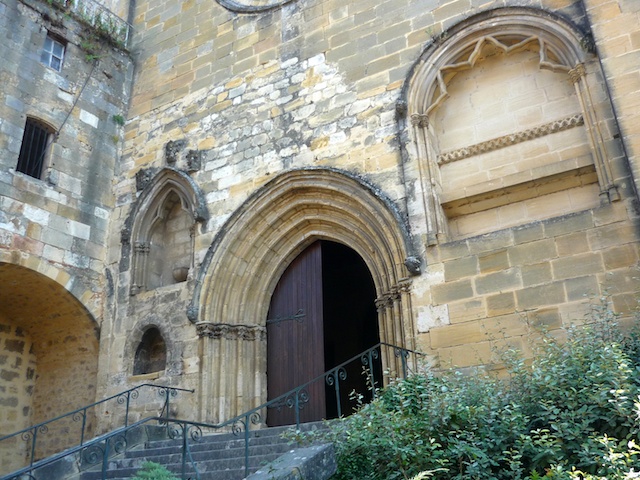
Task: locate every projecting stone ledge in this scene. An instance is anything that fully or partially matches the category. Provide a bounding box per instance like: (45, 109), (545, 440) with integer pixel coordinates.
(247, 443), (337, 480)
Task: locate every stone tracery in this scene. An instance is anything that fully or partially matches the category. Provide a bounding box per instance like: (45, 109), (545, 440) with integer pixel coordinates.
(401, 8), (621, 243)
(127, 168), (208, 294)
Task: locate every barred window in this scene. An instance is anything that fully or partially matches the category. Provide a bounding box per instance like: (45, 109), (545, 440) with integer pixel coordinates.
(41, 35), (65, 71)
(16, 118), (53, 180)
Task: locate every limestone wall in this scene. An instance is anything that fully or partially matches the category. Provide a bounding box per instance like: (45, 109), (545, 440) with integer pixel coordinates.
(0, 0), (133, 462)
(0, 0), (133, 302)
(98, 0), (640, 425)
(0, 316), (35, 473)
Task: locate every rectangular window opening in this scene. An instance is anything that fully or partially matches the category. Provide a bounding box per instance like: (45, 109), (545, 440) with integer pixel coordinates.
(16, 119), (53, 180)
(41, 34), (65, 71)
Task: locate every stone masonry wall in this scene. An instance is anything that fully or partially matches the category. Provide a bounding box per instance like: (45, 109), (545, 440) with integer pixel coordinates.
(0, 315), (35, 473)
(98, 0), (640, 424)
(0, 0), (133, 460)
(0, 0), (133, 305)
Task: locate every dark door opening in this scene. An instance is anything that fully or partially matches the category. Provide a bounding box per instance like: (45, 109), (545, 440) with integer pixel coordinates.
(321, 241), (380, 419)
(266, 240), (381, 426)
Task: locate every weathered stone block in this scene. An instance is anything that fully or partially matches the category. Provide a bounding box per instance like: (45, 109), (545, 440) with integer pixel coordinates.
(431, 279), (474, 305)
(509, 238), (557, 266)
(516, 282), (566, 310)
(521, 262), (553, 287)
(430, 320), (486, 349)
(478, 249), (510, 274)
(475, 268), (521, 296)
(487, 292), (516, 317)
(248, 444), (337, 480)
(551, 252), (604, 280)
(443, 255), (478, 281)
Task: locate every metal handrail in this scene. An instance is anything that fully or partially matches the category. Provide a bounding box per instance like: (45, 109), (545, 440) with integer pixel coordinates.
(2, 343), (424, 479)
(217, 341), (426, 477)
(0, 384), (194, 475)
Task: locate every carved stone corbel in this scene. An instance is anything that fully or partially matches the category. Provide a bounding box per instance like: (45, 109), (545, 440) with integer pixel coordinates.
(404, 256), (422, 276)
(165, 140), (186, 165)
(135, 168), (155, 192)
(186, 150), (202, 172)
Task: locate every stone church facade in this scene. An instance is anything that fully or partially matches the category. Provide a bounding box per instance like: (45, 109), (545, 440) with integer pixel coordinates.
(1, 0), (640, 469)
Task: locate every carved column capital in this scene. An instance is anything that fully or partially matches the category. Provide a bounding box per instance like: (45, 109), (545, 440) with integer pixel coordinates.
(133, 242), (150, 254)
(568, 63), (586, 84)
(410, 114), (429, 128)
(196, 322), (266, 341)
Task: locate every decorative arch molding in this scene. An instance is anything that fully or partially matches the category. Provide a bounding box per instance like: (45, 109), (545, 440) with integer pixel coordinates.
(214, 0), (294, 14)
(193, 167), (419, 330)
(0, 251), (101, 322)
(405, 8), (588, 116)
(123, 168), (209, 294)
(398, 7), (620, 244)
(192, 167), (420, 421)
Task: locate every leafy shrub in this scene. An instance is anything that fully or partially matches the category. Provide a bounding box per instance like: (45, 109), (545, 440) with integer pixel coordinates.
(312, 311), (640, 479)
(130, 461), (179, 480)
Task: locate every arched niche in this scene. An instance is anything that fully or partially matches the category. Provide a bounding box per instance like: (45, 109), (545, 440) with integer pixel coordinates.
(191, 168), (420, 421)
(133, 327), (167, 375)
(126, 168), (208, 294)
(400, 8), (620, 243)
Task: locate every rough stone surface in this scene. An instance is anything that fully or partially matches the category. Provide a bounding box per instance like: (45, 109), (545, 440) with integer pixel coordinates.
(1, 0), (640, 473)
(247, 444), (337, 480)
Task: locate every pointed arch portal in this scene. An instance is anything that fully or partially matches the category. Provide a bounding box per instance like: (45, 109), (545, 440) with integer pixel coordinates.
(266, 240), (381, 426)
(193, 168), (419, 422)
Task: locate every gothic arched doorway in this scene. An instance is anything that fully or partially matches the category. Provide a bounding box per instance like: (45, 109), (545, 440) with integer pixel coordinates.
(266, 240), (381, 426)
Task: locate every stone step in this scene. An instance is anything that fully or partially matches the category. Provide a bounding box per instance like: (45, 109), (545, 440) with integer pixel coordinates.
(80, 421), (328, 480)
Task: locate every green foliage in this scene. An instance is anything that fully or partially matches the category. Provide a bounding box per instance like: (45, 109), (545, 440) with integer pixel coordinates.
(130, 461), (179, 480)
(112, 114), (125, 126)
(311, 311), (640, 479)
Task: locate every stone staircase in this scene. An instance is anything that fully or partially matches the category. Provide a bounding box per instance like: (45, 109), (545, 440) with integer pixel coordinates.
(80, 422), (329, 480)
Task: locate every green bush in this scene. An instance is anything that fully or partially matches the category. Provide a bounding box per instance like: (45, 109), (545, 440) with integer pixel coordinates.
(313, 312), (640, 479)
(130, 461), (179, 480)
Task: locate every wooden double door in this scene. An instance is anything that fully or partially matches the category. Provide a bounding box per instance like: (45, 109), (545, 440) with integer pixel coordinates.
(266, 241), (381, 426)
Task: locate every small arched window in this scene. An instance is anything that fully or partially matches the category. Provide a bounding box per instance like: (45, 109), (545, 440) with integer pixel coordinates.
(133, 327), (167, 375)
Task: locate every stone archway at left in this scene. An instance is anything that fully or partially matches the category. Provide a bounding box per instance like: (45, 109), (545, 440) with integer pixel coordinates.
(0, 261), (100, 471)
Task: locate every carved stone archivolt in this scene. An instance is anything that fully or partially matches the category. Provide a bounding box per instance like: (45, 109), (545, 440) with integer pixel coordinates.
(437, 114), (585, 165)
(400, 9), (621, 244)
(214, 0), (295, 13)
(196, 322), (266, 341)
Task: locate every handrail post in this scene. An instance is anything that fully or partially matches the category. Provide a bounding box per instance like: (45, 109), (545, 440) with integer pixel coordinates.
(244, 414), (251, 478)
(294, 388), (301, 429)
(124, 390), (131, 427)
(165, 388), (171, 420)
(80, 408), (87, 445)
(366, 350), (374, 397)
(29, 426), (37, 468)
(400, 347), (408, 378)
(181, 422), (188, 480)
(334, 371), (342, 418)
(102, 436), (110, 479)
